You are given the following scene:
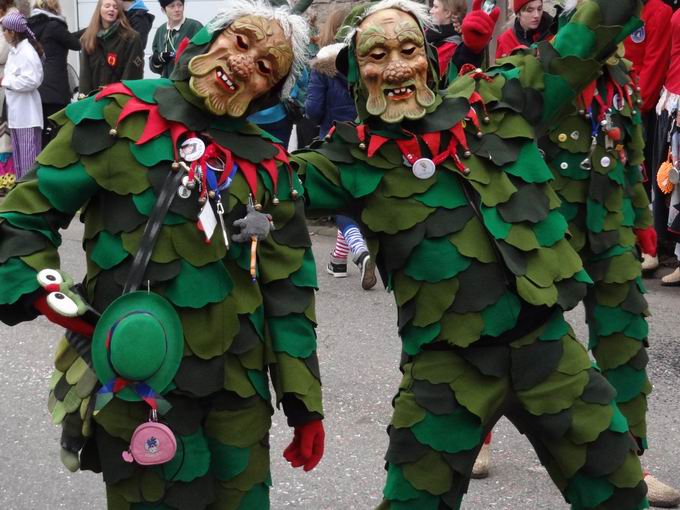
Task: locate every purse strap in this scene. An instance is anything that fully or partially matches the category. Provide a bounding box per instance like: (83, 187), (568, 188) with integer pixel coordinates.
(123, 168), (185, 294)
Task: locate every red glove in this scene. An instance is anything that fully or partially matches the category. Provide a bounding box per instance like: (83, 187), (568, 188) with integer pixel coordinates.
(634, 226), (657, 256)
(461, 0), (501, 54)
(33, 294), (95, 337)
(283, 419), (324, 472)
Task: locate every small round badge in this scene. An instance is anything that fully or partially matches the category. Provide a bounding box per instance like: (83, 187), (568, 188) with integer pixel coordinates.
(560, 162), (569, 170)
(670, 167), (680, 185)
(177, 186), (191, 199)
(600, 156), (611, 168)
(612, 94), (624, 111)
(179, 138), (205, 162)
(570, 131), (580, 141)
(412, 158), (436, 180)
(558, 133), (568, 143)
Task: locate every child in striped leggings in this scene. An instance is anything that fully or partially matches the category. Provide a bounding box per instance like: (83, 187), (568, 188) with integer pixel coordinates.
(328, 214), (377, 290)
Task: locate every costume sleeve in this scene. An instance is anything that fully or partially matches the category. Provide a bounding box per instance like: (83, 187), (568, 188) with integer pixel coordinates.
(0, 110), (99, 326)
(260, 185), (323, 426)
(637, 7), (672, 112)
(292, 123), (360, 217)
(303, 70), (327, 125)
(450, 42), (483, 72)
(121, 34), (145, 81)
(494, 0), (642, 130)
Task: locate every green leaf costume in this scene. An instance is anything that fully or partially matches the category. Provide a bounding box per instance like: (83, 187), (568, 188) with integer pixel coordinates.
(0, 75), (321, 510)
(541, 56), (652, 449)
(293, 1), (648, 508)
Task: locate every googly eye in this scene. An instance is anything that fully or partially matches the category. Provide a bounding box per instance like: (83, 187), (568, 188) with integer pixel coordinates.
(37, 269), (63, 287)
(47, 292), (79, 317)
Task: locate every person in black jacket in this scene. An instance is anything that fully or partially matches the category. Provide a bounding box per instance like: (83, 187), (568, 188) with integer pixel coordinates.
(123, 0), (154, 48)
(28, 0), (80, 146)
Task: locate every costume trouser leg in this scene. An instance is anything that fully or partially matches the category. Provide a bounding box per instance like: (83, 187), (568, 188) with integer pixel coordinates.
(91, 390), (273, 510)
(584, 249), (651, 448)
(377, 313), (647, 510)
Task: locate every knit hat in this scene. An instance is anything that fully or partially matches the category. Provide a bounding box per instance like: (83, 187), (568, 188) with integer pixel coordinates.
(513, 0), (537, 13)
(159, 0), (183, 9)
(2, 11), (36, 39)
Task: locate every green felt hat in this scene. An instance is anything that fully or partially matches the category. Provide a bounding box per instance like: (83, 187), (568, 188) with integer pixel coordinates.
(92, 292), (184, 402)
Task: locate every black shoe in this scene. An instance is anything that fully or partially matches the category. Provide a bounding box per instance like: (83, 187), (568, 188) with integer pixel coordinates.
(356, 252), (376, 290)
(326, 257), (348, 277)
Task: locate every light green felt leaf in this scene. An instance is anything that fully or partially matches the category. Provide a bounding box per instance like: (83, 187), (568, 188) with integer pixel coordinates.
(412, 278), (459, 327)
(438, 311), (485, 348)
(449, 217), (496, 263)
(391, 392), (427, 428)
(37, 162), (98, 214)
(401, 450), (453, 497)
(362, 195), (434, 235)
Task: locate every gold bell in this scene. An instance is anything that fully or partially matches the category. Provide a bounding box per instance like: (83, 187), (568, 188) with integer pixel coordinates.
(463, 150), (472, 158)
(255, 203), (262, 211)
(462, 167), (471, 175)
(482, 116), (490, 124)
(171, 161), (180, 171)
(291, 189), (299, 199)
(272, 196), (280, 205)
(109, 128), (118, 136)
(359, 142), (366, 150)
(476, 131), (483, 138)
(208, 190), (216, 199)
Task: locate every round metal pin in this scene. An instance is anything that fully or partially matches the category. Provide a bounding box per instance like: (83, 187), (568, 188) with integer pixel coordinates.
(412, 158), (436, 180)
(670, 167), (680, 185)
(177, 185), (191, 199)
(179, 137), (206, 162)
(600, 156), (611, 168)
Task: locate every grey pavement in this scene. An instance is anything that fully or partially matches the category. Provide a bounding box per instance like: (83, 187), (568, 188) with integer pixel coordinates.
(0, 220), (679, 509)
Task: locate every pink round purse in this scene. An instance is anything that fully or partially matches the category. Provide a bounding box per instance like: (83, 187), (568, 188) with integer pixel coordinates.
(122, 412), (177, 466)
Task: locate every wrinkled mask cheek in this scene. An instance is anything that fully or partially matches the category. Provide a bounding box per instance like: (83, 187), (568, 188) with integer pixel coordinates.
(360, 64), (388, 116)
(414, 56), (435, 109)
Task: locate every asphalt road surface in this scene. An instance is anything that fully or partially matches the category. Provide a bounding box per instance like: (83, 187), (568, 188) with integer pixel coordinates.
(0, 221), (678, 509)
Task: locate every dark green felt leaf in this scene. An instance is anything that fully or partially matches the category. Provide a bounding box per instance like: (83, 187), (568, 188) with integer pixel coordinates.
(481, 291), (521, 337)
(65, 95), (106, 124)
(90, 230), (128, 269)
(130, 136), (174, 167)
(504, 142), (553, 183)
(401, 322), (441, 355)
(362, 195), (434, 235)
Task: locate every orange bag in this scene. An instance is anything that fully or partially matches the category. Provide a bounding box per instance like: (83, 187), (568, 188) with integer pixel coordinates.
(657, 150), (675, 194)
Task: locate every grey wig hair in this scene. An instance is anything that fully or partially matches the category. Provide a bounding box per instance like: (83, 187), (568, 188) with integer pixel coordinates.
(204, 0), (310, 98)
(342, 0), (433, 46)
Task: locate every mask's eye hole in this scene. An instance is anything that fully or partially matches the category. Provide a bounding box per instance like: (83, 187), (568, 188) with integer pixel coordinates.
(401, 46), (416, 56)
(370, 51), (386, 60)
(257, 60), (271, 74)
(236, 34), (248, 50)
